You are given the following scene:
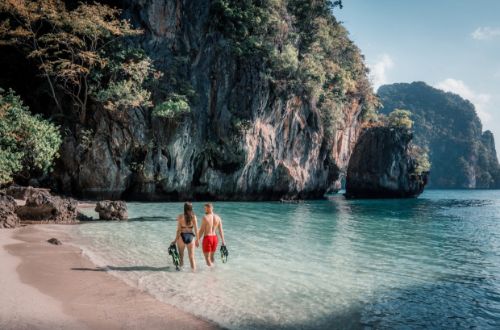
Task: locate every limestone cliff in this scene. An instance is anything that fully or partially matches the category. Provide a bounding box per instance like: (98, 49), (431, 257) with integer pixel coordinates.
(345, 126), (428, 198)
(1, 1), (377, 200)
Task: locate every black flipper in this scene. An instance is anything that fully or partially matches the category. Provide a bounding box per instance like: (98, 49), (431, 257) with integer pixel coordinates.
(220, 244), (229, 263)
(168, 243), (181, 271)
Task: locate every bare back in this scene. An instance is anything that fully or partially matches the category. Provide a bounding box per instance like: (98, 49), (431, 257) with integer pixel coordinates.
(178, 214), (195, 233)
(203, 213), (220, 236)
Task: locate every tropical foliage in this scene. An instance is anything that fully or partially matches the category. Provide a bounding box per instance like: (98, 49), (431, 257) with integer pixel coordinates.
(152, 94), (191, 120)
(0, 88), (61, 185)
(0, 0), (157, 122)
(409, 145), (431, 175)
(387, 109), (413, 129)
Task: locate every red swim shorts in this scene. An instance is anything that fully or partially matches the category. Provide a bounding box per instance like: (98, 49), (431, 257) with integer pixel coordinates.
(202, 235), (218, 253)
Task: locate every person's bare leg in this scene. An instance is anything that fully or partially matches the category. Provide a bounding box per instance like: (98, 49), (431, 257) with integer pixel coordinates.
(177, 238), (185, 267)
(187, 242), (196, 270)
(210, 252), (215, 264)
(203, 252), (212, 267)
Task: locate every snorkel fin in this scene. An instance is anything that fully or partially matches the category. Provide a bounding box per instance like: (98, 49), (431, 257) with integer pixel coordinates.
(168, 243), (181, 271)
(220, 244), (229, 263)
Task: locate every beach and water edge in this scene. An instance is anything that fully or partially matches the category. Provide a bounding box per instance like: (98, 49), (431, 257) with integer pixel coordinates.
(0, 224), (218, 330)
(2, 190), (500, 329)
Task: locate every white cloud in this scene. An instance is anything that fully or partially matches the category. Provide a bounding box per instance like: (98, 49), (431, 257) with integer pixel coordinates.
(434, 78), (492, 123)
(471, 27), (500, 40)
(369, 54), (394, 90)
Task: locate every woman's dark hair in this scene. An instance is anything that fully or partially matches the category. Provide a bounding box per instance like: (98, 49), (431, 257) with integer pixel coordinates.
(184, 202), (194, 225)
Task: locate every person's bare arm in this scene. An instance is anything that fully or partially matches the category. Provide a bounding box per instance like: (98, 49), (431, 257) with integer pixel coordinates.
(198, 216), (206, 239)
(218, 217), (226, 245)
(172, 216), (181, 244)
(194, 216), (200, 247)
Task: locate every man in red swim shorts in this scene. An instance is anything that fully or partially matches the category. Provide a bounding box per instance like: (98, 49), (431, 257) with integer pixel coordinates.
(198, 203), (225, 267)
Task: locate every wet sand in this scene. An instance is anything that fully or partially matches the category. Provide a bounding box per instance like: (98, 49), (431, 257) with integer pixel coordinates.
(0, 226), (217, 330)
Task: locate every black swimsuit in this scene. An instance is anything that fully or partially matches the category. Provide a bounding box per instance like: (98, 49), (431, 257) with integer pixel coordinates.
(180, 232), (195, 244)
(180, 222), (195, 244)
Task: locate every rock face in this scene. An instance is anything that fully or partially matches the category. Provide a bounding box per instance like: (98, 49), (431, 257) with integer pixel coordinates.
(15, 189), (78, 223)
(378, 82), (500, 188)
(45, 1), (375, 201)
(95, 201), (128, 220)
(345, 127), (428, 198)
(0, 194), (20, 228)
(6, 185), (51, 200)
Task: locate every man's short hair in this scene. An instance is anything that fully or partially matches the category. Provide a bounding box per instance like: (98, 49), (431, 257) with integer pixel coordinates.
(204, 203), (213, 210)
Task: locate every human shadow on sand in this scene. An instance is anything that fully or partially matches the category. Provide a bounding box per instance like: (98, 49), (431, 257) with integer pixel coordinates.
(72, 265), (171, 272)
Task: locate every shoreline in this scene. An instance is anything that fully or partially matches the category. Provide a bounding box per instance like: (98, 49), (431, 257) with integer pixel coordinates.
(1, 225), (218, 330)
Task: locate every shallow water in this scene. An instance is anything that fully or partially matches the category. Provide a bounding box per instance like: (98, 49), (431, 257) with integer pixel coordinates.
(67, 190), (500, 329)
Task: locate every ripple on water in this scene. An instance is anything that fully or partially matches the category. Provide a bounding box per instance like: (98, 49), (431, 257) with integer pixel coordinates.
(67, 191), (500, 329)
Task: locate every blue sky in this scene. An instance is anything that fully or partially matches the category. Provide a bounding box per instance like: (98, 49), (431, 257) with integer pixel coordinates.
(335, 0), (500, 154)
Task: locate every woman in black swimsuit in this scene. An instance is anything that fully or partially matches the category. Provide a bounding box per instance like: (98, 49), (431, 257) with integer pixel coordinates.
(171, 202), (199, 270)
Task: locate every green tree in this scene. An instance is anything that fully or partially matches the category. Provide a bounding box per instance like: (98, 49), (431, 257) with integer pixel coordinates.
(387, 109), (413, 129)
(409, 145), (431, 174)
(0, 0), (157, 122)
(0, 88), (61, 185)
(152, 94), (191, 120)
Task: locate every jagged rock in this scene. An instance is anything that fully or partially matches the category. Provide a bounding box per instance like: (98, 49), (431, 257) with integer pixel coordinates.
(5, 185), (51, 200)
(47, 238), (62, 245)
(345, 126), (428, 198)
(95, 201), (128, 220)
(76, 212), (93, 221)
(15, 190), (78, 223)
(0, 193), (20, 228)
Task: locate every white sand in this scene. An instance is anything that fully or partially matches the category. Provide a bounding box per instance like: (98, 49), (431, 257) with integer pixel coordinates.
(0, 226), (217, 330)
(0, 229), (87, 330)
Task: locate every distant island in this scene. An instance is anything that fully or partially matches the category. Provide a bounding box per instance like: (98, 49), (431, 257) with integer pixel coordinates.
(378, 82), (500, 189)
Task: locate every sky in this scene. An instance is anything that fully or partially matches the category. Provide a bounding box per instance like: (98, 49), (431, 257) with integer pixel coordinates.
(335, 0), (500, 155)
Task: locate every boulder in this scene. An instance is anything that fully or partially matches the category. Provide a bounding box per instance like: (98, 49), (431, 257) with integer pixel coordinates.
(76, 212), (93, 221)
(345, 126), (428, 198)
(15, 189), (78, 223)
(0, 193), (20, 228)
(6, 185), (50, 200)
(47, 238), (62, 245)
(95, 201), (128, 220)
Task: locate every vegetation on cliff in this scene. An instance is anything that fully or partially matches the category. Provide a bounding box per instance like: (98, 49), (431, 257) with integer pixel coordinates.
(382, 108), (430, 175)
(386, 109), (413, 130)
(378, 82), (500, 188)
(209, 0), (378, 142)
(152, 94), (191, 120)
(0, 89), (61, 185)
(0, 0), (158, 123)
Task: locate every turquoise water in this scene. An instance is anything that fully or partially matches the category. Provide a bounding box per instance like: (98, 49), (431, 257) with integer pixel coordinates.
(67, 190), (500, 329)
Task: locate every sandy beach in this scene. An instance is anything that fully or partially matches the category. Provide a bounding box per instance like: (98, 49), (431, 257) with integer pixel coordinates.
(0, 226), (217, 330)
